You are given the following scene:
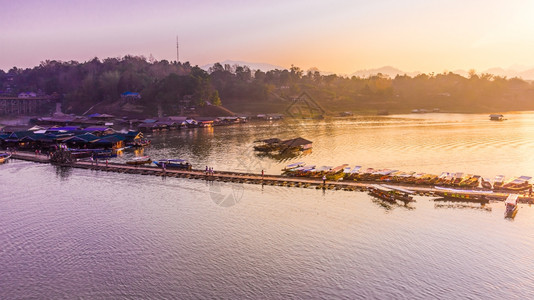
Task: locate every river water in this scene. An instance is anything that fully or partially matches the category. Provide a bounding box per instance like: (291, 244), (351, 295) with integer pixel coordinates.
(2, 113), (534, 299)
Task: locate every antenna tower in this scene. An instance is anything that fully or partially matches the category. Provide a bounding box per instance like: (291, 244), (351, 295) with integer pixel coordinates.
(176, 36), (180, 63)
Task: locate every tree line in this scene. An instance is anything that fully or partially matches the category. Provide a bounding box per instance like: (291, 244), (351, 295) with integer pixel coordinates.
(1, 56), (533, 115)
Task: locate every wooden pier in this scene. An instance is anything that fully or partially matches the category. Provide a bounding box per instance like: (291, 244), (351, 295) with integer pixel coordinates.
(8, 151), (532, 203)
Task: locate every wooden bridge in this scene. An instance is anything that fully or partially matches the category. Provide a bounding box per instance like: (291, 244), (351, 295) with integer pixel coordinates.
(8, 151), (532, 203)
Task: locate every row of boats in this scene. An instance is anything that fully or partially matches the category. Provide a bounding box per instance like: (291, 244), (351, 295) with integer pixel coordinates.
(368, 184), (518, 218)
(282, 162), (532, 192)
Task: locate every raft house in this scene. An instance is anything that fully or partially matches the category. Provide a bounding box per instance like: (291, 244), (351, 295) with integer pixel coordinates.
(0, 126), (144, 152)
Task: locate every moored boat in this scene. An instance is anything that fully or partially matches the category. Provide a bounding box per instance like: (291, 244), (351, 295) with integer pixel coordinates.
(499, 176), (532, 192)
(153, 159), (192, 170)
(326, 164), (349, 180)
(493, 175), (505, 189)
(126, 156), (152, 165)
(504, 194), (519, 218)
(282, 162), (305, 172)
(481, 177), (492, 189)
(69, 149), (93, 159)
(368, 184), (415, 203)
(489, 114), (504, 121)
(433, 186), (492, 202)
(0, 152), (11, 164)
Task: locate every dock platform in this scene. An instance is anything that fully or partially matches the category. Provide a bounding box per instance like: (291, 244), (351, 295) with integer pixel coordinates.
(8, 152), (533, 203)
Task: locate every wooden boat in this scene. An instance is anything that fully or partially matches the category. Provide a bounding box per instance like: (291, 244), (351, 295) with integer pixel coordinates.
(368, 184), (415, 203)
(372, 169), (397, 181)
(0, 152), (11, 164)
(499, 176), (532, 192)
(489, 114), (504, 121)
(282, 162), (305, 172)
(344, 166), (362, 180)
(404, 172), (425, 184)
(458, 175), (481, 188)
(451, 172), (464, 185)
(126, 156), (152, 165)
(392, 171), (415, 183)
(481, 177), (492, 189)
(415, 173), (438, 185)
(69, 150), (93, 159)
(92, 150), (117, 159)
(326, 164), (349, 180)
(153, 159), (191, 170)
(433, 186), (492, 203)
(493, 175), (505, 189)
(504, 194), (519, 218)
(311, 166), (333, 177)
(296, 165), (316, 177)
(357, 168), (376, 181)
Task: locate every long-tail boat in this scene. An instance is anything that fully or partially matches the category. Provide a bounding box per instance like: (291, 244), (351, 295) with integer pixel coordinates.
(481, 177), (492, 189)
(0, 152), (11, 164)
(493, 175), (505, 189)
(434, 186), (492, 203)
(368, 184), (415, 203)
(498, 176), (532, 192)
(126, 156), (152, 165)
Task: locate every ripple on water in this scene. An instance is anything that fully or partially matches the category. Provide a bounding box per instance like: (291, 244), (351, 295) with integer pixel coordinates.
(3, 114), (534, 298)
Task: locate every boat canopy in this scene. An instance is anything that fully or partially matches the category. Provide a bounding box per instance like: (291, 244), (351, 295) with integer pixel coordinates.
(315, 166), (333, 172)
(330, 164), (349, 172)
(285, 162), (305, 169)
(350, 166), (362, 174)
(494, 175), (505, 182)
(505, 194), (519, 205)
(373, 169), (396, 175)
(169, 159), (187, 162)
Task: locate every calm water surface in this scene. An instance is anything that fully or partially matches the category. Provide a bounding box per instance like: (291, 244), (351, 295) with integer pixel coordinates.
(2, 113), (534, 299)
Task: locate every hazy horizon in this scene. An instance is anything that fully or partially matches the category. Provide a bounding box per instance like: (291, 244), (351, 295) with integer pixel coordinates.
(3, 0), (534, 74)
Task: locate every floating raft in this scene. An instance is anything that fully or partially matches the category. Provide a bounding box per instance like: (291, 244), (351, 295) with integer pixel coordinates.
(8, 151), (533, 203)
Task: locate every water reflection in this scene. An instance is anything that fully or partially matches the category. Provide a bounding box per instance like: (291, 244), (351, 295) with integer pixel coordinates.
(255, 148), (312, 162)
(54, 165), (72, 180)
(370, 197), (416, 211)
(434, 198), (492, 212)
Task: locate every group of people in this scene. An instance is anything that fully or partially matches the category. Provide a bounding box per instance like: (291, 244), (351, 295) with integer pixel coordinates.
(205, 166), (215, 176)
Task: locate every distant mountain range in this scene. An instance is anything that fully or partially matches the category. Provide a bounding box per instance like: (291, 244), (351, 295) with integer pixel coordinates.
(201, 60), (534, 80)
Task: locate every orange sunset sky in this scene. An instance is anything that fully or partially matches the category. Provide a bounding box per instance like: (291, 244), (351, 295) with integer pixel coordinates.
(2, 0), (534, 74)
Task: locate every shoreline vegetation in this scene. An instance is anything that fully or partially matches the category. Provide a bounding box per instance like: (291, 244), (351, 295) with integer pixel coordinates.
(2, 55), (534, 119)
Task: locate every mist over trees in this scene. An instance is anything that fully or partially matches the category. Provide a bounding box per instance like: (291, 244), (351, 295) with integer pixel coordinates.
(1, 56), (534, 115)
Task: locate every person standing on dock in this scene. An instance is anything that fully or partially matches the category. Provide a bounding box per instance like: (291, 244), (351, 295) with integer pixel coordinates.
(205, 166), (208, 175)
(322, 175), (327, 187)
(261, 170), (264, 180)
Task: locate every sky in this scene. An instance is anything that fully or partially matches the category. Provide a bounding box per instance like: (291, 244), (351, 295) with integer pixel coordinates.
(2, 0), (534, 74)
